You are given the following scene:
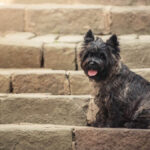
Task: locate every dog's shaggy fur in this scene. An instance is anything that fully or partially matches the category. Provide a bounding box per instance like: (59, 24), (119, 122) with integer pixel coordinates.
(80, 30), (150, 129)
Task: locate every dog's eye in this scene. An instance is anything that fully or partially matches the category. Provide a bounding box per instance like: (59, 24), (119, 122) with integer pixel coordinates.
(99, 53), (106, 60)
(83, 53), (89, 60)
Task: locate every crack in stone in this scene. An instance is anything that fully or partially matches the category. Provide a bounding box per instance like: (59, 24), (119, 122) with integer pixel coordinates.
(10, 76), (13, 93)
(72, 128), (77, 150)
(65, 71), (71, 95)
(40, 43), (45, 68)
(74, 43), (79, 71)
(12, 142), (19, 150)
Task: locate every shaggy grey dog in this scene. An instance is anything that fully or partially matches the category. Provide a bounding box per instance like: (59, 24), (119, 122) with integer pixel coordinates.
(80, 30), (150, 128)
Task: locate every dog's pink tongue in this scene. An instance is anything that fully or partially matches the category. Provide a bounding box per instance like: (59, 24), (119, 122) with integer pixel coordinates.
(88, 70), (98, 76)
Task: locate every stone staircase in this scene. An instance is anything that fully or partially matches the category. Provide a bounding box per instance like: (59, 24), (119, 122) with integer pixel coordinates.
(0, 0), (150, 150)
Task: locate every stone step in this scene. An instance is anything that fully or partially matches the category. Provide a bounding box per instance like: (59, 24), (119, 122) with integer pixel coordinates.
(74, 127), (150, 150)
(0, 124), (74, 150)
(0, 124), (150, 150)
(1, 0), (150, 6)
(0, 69), (150, 94)
(0, 94), (90, 125)
(0, 4), (150, 35)
(0, 32), (150, 69)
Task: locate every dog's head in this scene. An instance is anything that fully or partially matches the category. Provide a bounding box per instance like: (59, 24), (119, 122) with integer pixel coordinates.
(80, 30), (120, 81)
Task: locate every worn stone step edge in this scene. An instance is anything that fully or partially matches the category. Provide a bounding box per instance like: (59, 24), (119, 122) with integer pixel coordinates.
(0, 124), (150, 150)
(0, 68), (150, 94)
(0, 94), (91, 125)
(0, 124), (74, 150)
(1, 0), (150, 6)
(0, 4), (150, 35)
(0, 33), (150, 69)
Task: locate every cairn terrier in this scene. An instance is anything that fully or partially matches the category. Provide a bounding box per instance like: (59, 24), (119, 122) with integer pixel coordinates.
(80, 30), (150, 129)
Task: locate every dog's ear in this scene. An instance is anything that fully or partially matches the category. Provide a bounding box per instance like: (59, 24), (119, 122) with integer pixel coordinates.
(106, 34), (120, 53)
(106, 34), (119, 47)
(84, 29), (95, 44)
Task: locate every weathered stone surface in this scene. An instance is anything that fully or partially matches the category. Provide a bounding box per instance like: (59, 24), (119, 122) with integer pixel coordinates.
(3, 32), (35, 40)
(0, 40), (42, 68)
(0, 5), (24, 33)
(75, 128), (150, 150)
(25, 5), (111, 35)
(57, 35), (83, 43)
(0, 73), (10, 93)
(30, 34), (58, 43)
(0, 124), (72, 150)
(0, 69), (149, 95)
(0, 94), (90, 125)
(44, 43), (76, 70)
(110, 6), (150, 35)
(11, 70), (70, 94)
(68, 71), (93, 95)
(1, 5), (150, 35)
(3, 0), (150, 5)
(139, 35), (150, 41)
(119, 34), (138, 41)
(120, 40), (150, 68)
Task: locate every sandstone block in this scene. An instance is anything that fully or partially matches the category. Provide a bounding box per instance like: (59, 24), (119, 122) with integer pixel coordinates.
(110, 6), (150, 34)
(44, 43), (76, 70)
(75, 128), (150, 150)
(68, 71), (93, 95)
(0, 74), (10, 93)
(0, 5), (24, 33)
(120, 40), (150, 68)
(0, 94), (90, 125)
(11, 70), (70, 94)
(0, 40), (42, 68)
(0, 124), (72, 150)
(25, 5), (111, 35)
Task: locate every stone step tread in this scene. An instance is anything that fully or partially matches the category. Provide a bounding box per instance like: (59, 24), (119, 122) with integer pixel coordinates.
(1, 3), (150, 8)
(0, 123), (149, 132)
(0, 93), (91, 98)
(0, 124), (150, 150)
(1, 31), (150, 43)
(0, 124), (74, 150)
(0, 32), (150, 69)
(0, 93), (91, 125)
(1, 0), (150, 6)
(1, 4), (150, 35)
(0, 68), (150, 94)
(0, 124), (75, 131)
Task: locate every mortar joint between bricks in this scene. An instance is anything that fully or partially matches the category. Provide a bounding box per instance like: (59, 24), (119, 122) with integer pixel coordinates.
(9, 76), (13, 93)
(65, 71), (71, 95)
(74, 43), (80, 71)
(72, 128), (77, 150)
(40, 43), (45, 68)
